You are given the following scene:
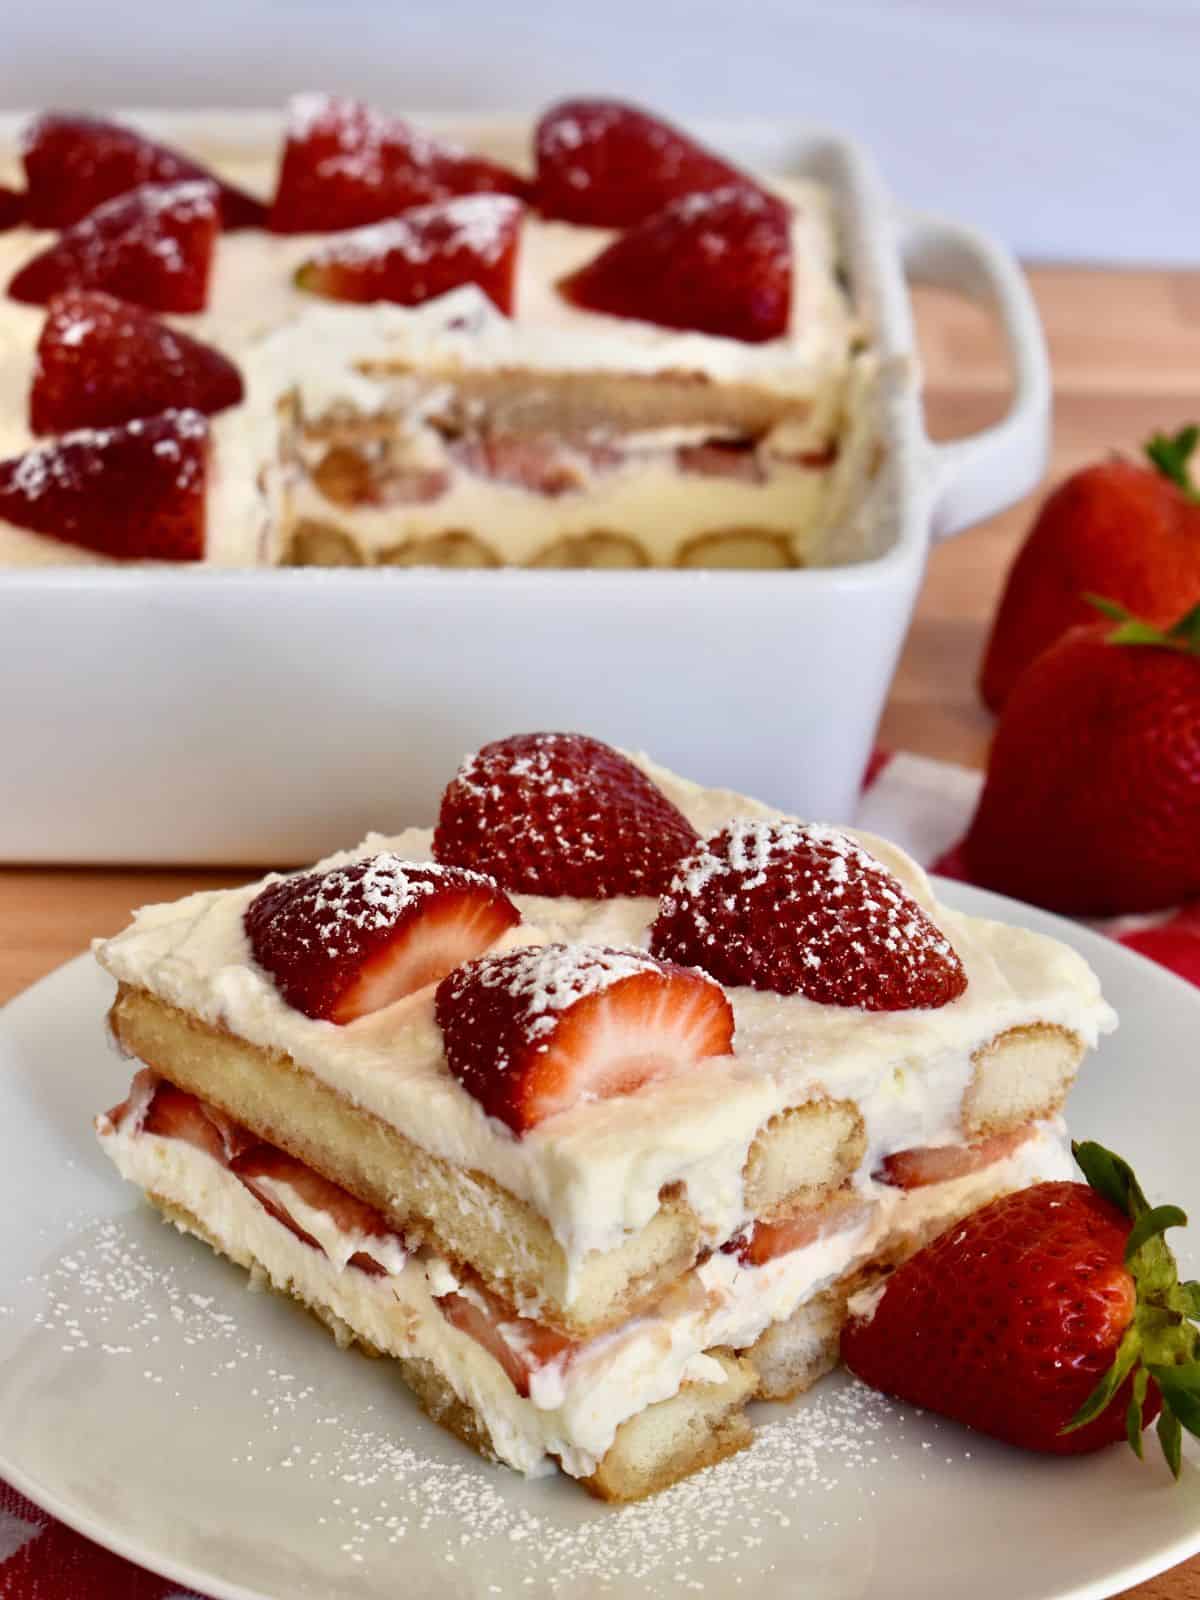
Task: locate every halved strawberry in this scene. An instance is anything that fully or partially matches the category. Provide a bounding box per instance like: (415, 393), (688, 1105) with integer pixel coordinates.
(650, 819), (968, 1009)
(722, 1192), (868, 1267)
(30, 289), (244, 434)
(294, 194), (523, 313)
(558, 186), (792, 344)
(435, 943), (734, 1134)
(268, 93), (529, 235)
(432, 731), (700, 899)
(21, 111), (265, 229)
(8, 181), (219, 313)
(231, 1143), (402, 1273)
(244, 853), (520, 1024)
(875, 1126), (1033, 1189)
(534, 98), (767, 227)
(437, 1274), (576, 1397)
(0, 408), (208, 561)
(141, 1080), (252, 1165)
(0, 187), (23, 231)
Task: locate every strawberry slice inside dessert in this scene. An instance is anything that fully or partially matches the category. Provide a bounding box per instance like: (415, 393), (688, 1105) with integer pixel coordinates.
(435, 943), (735, 1134)
(534, 97), (769, 228)
(30, 289), (245, 434)
(437, 1273), (577, 1397)
(269, 93), (529, 235)
(7, 180), (220, 313)
(433, 731), (700, 899)
(0, 408), (209, 561)
(874, 1126), (1034, 1189)
(294, 194), (524, 314)
(231, 1144), (403, 1274)
(558, 186), (792, 345)
(21, 111), (266, 230)
(244, 854), (521, 1023)
(651, 818), (968, 1010)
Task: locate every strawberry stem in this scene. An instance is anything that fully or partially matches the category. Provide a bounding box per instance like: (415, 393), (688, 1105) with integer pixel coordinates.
(1084, 595), (1200, 659)
(1145, 424), (1200, 500)
(1065, 1140), (1200, 1477)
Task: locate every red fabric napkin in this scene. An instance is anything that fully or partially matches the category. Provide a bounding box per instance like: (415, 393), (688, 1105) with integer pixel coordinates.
(4, 748), (1196, 1595)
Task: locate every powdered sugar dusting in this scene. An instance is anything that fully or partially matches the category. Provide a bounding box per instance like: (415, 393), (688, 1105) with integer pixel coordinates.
(6, 1212), (922, 1594)
(247, 852), (508, 965)
(4, 408), (209, 501)
(316, 194), (522, 269)
(654, 818), (966, 1010)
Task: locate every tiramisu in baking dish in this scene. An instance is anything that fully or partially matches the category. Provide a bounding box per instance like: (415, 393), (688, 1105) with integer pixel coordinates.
(94, 734), (1115, 1499)
(0, 96), (872, 569)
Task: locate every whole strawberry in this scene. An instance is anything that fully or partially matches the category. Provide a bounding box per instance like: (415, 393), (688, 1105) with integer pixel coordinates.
(963, 600), (1200, 914)
(843, 1141), (1200, 1471)
(980, 427), (1200, 711)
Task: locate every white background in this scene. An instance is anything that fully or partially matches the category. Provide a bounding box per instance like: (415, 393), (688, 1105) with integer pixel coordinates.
(0, 0), (1193, 264)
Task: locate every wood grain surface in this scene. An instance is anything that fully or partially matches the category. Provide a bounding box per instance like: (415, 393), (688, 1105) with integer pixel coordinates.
(2, 264), (1198, 1595)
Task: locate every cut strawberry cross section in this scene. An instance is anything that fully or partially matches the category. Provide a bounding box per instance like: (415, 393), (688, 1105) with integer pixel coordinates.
(231, 1143), (404, 1275)
(437, 1272), (576, 1396)
(269, 93), (529, 235)
(8, 180), (220, 313)
(534, 97), (770, 227)
(20, 111), (266, 230)
(0, 408), (209, 561)
(295, 194), (524, 313)
(435, 943), (735, 1134)
(558, 186), (793, 344)
(650, 819), (968, 1010)
(433, 731), (700, 899)
(30, 289), (244, 434)
(244, 853), (521, 1023)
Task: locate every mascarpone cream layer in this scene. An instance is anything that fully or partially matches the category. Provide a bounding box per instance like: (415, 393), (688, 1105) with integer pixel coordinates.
(94, 758), (1116, 1268)
(99, 1112), (1073, 1477)
(0, 135), (856, 566)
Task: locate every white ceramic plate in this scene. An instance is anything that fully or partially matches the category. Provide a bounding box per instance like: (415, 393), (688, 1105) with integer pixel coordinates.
(1, 880), (1198, 1600)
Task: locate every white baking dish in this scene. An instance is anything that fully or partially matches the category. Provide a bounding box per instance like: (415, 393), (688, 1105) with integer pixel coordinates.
(0, 113), (1049, 864)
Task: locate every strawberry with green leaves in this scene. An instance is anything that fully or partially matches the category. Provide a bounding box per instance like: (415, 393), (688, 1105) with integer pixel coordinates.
(981, 426), (1200, 711)
(843, 1141), (1200, 1472)
(963, 599), (1200, 915)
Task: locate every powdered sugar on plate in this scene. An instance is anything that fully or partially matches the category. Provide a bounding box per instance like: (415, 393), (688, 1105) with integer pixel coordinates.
(0, 1210), (933, 1596)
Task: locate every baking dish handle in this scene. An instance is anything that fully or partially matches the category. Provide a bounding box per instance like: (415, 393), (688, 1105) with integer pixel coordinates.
(897, 211), (1051, 542)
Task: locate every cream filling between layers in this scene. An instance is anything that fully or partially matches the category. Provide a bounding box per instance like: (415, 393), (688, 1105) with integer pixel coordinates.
(98, 1112), (1073, 1478)
(94, 759), (1117, 1277)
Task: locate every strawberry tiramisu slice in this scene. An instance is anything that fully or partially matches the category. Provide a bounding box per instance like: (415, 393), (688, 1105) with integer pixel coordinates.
(93, 734), (1115, 1498)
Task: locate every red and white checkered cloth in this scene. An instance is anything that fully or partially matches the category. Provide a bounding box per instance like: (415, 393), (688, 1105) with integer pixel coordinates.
(4, 749), (1198, 1597)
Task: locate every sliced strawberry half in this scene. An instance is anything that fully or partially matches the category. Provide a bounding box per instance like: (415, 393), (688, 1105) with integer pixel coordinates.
(722, 1192), (868, 1267)
(0, 187), (23, 231)
(0, 408), (208, 561)
(21, 111), (265, 229)
(435, 943), (734, 1134)
(650, 819), (968, 1010)
(558, 186), (792, 344)
(30, 289), (244, 434)
(438, 1274), (576, 1397)
(269, 93), (529, 235)
(142, 1080), (254, 1165)
(875, 1126), (1034, 1189)
(294, 194), (523, 314)
(231, 1143), (402, 1273)
(244, 853), (520, 1024)
(432, 731), (700, 899)
(8, 180), (219, 313)
(534, 97), (768, 227)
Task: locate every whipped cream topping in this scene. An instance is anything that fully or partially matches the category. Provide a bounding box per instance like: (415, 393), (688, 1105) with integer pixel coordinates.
(99, 1104), (1074, 1477)
(94, 757), (1117, 1274)
(0, 120), (858, 566)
